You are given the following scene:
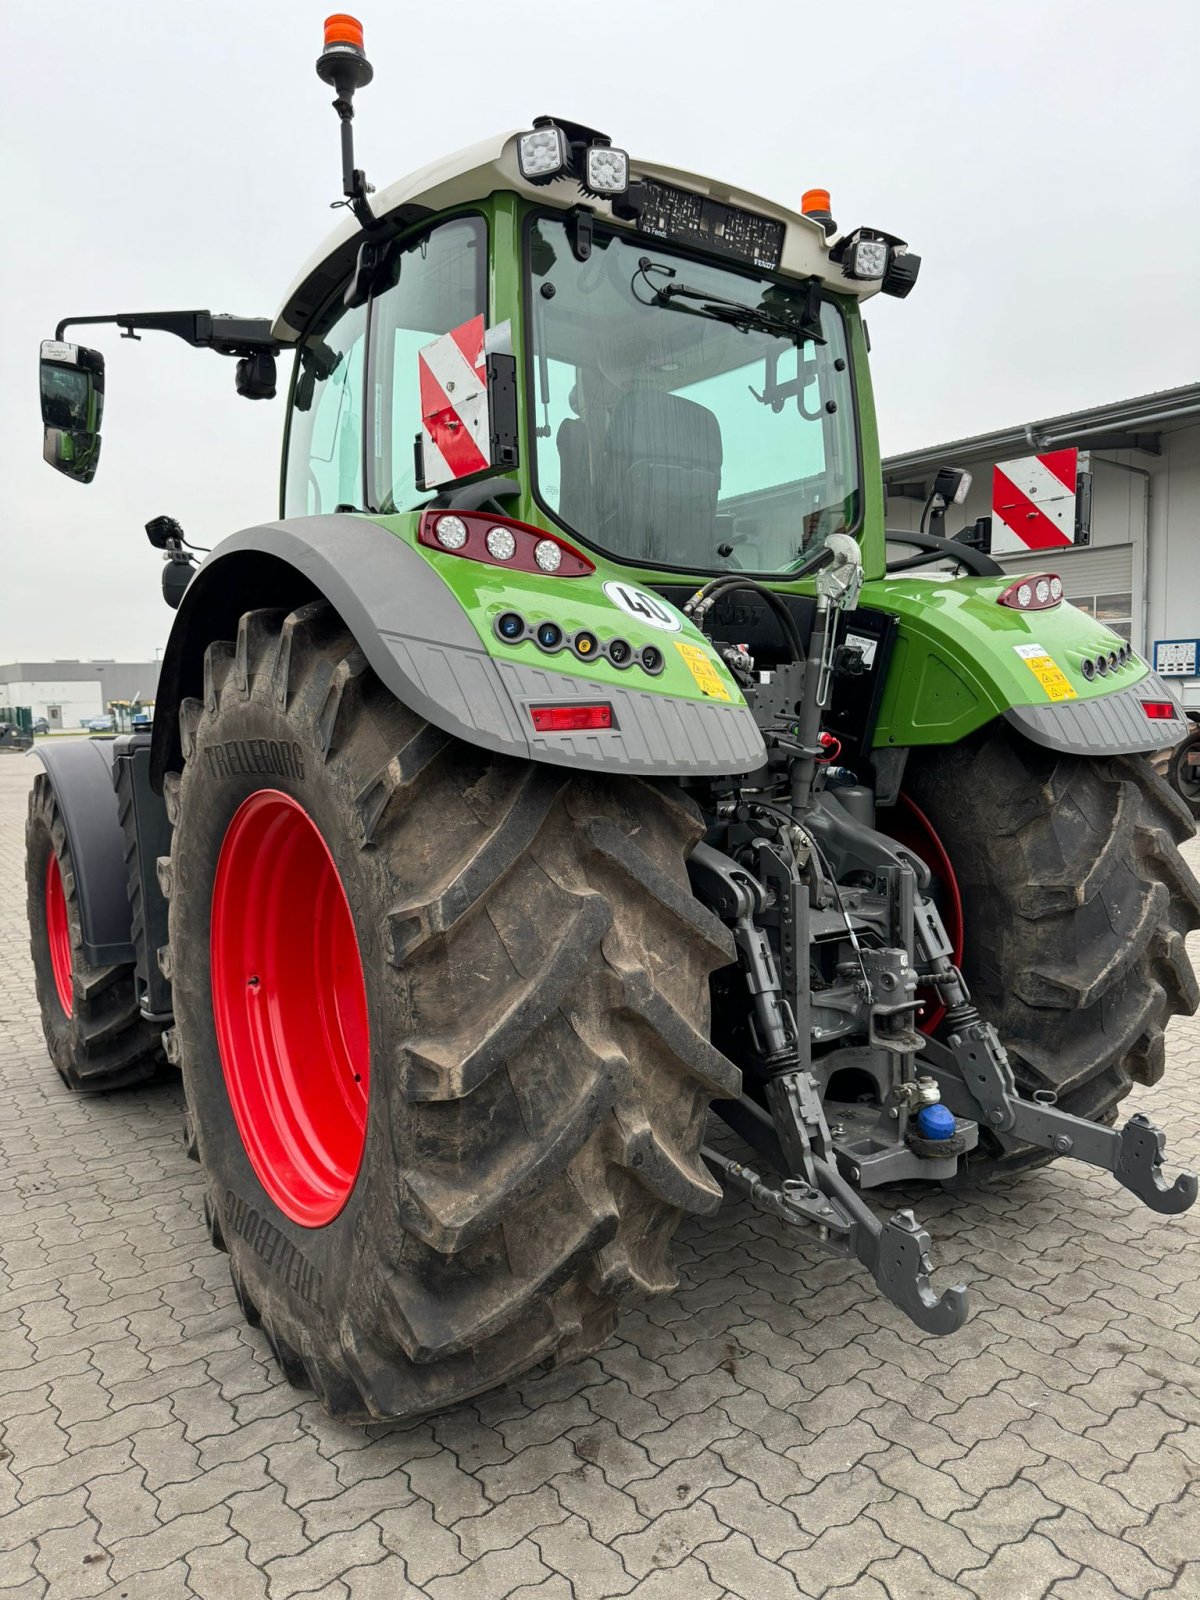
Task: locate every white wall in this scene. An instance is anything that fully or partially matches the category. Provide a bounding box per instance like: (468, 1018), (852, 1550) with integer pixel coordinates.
(1142, 426), (1200, 710)
(4, 679), (103, 726)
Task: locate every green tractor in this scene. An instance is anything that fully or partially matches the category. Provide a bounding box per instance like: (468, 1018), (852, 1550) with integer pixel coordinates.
(27, 17), (1200, 1421)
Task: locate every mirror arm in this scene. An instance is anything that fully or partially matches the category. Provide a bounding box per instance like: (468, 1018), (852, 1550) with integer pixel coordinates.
(54, 311), (280, 357)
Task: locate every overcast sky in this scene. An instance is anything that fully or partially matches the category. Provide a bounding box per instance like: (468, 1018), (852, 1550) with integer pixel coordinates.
(1, 0), (1196, 661)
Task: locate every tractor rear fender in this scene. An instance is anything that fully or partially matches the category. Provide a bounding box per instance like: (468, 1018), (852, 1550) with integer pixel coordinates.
(149, 515), (766, 791)
(32, 739), (135, 967)
(864, 576), (1190, 757)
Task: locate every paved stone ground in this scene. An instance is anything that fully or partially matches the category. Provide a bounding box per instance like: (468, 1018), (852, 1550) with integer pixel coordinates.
(1, 750), (1199, 1600)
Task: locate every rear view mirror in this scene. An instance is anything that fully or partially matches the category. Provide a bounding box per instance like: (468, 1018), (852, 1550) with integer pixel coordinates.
(40, 340), (105, 484)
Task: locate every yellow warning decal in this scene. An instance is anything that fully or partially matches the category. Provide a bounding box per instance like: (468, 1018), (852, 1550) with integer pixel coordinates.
(1014, 642), (1077, 702)
(674, 640), (733, 701)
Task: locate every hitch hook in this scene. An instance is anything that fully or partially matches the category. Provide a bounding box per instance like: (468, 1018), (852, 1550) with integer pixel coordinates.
(812, 1158), (969, 1338)
(1115, 1113), (1198, 1215)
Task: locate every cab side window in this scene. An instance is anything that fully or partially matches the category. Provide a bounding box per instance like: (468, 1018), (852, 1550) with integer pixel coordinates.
(369, 216), (487, 512)
(284, 299), (368, 517)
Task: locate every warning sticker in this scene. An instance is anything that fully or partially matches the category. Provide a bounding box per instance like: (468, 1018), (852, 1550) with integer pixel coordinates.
(674, 640), (732, 701)
(1013, 642), (1078, 702)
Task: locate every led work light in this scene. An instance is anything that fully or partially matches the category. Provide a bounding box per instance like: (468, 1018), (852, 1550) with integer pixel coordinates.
(583, 144), (629, 196)
(844, 235), (889, 280)
(518, 124), (568, 182)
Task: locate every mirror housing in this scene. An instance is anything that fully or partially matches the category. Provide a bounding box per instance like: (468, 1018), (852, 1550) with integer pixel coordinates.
(40, 340), (105, 484)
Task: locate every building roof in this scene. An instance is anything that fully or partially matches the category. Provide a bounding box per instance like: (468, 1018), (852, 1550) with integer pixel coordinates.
(0, 661), (159, 684)
(883, 383), (1200, 479)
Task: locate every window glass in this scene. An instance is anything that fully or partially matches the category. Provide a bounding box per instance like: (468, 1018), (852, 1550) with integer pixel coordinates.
(369, 216), (487, 512)
(284, 300), (367, 517)
(527, 215), (859, 574)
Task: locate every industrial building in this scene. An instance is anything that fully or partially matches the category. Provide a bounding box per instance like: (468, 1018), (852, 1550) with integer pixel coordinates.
(883, 383), (1200, 710)
(0, 659), (160, 730)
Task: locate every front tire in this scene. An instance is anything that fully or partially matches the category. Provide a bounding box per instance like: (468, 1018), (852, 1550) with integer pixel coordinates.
(899, 721), (1200, 1174)
(164, 602), (738, 1421)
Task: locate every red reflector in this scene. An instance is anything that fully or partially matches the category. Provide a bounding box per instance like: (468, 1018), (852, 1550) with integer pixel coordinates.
(530, 704), (614, 733)
(1141, 701), (1178, 720)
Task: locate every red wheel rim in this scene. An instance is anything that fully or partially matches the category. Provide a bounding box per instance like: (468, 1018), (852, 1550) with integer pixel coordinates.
(45, 853), (74, 1016)
(887, 794), (964, 1034)
(210, 790), (370, 1227)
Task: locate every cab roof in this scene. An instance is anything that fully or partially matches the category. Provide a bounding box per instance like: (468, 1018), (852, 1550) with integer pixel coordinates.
(273, 128), (882, 343)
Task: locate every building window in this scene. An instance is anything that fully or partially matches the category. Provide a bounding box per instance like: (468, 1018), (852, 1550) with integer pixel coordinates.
(1067, 590), (1132, 642)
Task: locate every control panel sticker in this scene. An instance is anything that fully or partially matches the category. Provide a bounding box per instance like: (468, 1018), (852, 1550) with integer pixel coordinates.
(1013, 642), (1078, 702)
(1153, 638), (1199, 677)
(674, 640), (732, 701)
(603, 582), (683, 633)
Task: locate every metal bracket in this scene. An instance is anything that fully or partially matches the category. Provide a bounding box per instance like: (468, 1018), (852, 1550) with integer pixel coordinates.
(703, 1145), (969, 1337)
(927, 1016), (1197, 1216)
(689, 843), (799, 1066)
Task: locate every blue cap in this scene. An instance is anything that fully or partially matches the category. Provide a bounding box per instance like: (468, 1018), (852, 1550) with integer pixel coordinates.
(915, 1104), (956, 1141)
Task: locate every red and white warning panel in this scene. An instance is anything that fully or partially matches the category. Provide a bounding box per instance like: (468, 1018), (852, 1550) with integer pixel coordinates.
(419, 315), (491, 488)
(991, 449), (1079, 554)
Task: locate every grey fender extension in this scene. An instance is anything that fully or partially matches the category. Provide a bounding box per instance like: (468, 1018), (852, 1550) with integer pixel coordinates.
(151, 516), (767, 784)
(1004, 670), (1189, 756)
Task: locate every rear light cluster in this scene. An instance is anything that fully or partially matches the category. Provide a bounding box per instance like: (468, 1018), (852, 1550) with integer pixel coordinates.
(997, 573), (1064, 611)
(1141, 700), (1179, 721)
(1080, 645), (1135, 681)
(493, 611), (664, 674)
(419, 510), (594, 577)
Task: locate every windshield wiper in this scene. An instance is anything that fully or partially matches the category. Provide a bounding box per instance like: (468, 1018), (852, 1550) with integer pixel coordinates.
(632, 257), (825, 346)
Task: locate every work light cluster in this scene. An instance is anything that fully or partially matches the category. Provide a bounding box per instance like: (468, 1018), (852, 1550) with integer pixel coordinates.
(996, 573), (1065, 611)
(493, 611), (664, 675)
(418, 510), (594, 577)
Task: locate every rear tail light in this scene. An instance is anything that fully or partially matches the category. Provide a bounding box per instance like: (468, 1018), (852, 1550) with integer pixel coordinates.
(1141, 700), (1179, 720)
(997, 573), (1064, 611)
(529, 704), (614, 733)
(419, 510), (593, 576)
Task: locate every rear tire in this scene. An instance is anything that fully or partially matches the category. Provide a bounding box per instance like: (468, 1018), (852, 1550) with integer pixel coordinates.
(25, 772), (165, 1091)
(164, 602), (738, 1421)
(900, 721), (1200, 1175)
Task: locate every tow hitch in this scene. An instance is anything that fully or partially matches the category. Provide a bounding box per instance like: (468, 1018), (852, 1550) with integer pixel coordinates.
(703, 1144), (969, 1336)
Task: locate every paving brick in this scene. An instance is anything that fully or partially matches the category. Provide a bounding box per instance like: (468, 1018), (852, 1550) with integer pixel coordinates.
(550, 1462), (647, 1543)
(866, 1491), (989, 1581)
(1119, 1491), (1200, 1578)
(705, 1478), (813, 1560)
(424, 1541), (552, 1600)
(626, 1449), (734, 1518)
(453, 1486), (567, 1561)
(186, 1532), (269, 1599)
(613, 1501), (730, 1577)
(265, 1522), (388, 1595)
(30, 1515), (110, 1596)
(374, 1500), (468, 1586)
(782, 1518), (901, 1595)
(957, 1532), (1080, 1599)
(534, 1513), (638, 1597)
